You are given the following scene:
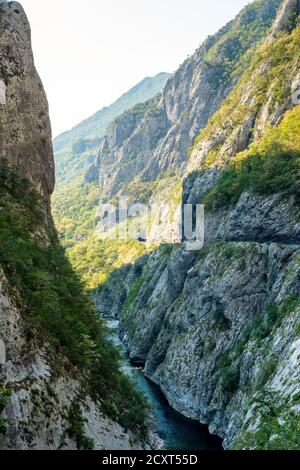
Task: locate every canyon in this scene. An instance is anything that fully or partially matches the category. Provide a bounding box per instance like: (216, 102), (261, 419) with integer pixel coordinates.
(0, 0), (299, 451)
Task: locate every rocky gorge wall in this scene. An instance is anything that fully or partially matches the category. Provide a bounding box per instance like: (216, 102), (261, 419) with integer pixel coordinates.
(110, 239), (299, 449)
(0, 269), (145, 450)
(95, 0), (300, 449)
(97, 192), (300, 449)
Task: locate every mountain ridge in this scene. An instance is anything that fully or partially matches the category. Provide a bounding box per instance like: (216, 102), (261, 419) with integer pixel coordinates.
(53, 72), (170, 185)
(50, 0), (300, 450)
(52, 0), (284, 291)
(85, 0), (282, 202)
(53, 72), (170, 153)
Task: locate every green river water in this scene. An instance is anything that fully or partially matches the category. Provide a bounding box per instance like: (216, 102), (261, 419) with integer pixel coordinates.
(105, 317), (223, 451)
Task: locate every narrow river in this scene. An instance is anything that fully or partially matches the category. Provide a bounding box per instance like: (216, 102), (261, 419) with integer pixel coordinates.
(105, 317), (223, 451)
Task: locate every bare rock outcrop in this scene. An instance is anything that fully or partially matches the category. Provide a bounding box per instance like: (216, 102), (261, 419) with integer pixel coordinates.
(96, 0), (300, 450)
(0, 3), (149, 450)
(88, 0), (281, 202)
(0, 2), (54, 205)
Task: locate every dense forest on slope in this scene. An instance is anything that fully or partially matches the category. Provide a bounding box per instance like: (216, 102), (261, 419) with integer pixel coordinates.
(52, 76), (171, 288)
(203, 105), (300, 211)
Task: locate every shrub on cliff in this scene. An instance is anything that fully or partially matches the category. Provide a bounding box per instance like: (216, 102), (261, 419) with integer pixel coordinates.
(203, 105), (300, 210)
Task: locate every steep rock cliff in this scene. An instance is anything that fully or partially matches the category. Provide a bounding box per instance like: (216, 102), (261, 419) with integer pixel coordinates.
(0, 2), (54, 205)
(88, 0), (281, 201)
(96, 0), (300, 450)
(0, 269), (145, 450)
(0, 3), (151, 450)
(54, 73), (170, 184)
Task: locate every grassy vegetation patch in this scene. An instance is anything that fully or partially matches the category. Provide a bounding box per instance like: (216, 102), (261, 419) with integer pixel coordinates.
(252, 297), (299, 342)
(232, 403), (300, 450)
(123, 276), (147, 313)
(0, 387), (11, 435)
(191, 24), (300, 170)
(203, 105), (300, 211)
(202, 0), (281, 89)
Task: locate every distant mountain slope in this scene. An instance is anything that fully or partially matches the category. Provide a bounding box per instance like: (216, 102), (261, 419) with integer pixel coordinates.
(53, 0), (282, 290)
(54, 72), (170, 153)
(52, 74), (170, 287)
(53, 72), (170, 183)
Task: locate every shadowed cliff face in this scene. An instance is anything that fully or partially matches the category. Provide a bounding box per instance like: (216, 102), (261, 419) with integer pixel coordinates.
(0, 3), (153, 451)
(0, 2), (54, 205)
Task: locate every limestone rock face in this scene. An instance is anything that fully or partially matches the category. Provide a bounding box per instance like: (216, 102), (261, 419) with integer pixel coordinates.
(96, 0), (300, 450)
(204, 193), (300, 245)
(0, 271), (145, 450)
(0, 3), (149, 451)
(0, 2), (55, 205)
(100, 236), (300, 448)
(94, 97), (169, 199)
(88, 0), (281, 202)
(270, 0), (300, 37)
(137, 242), (300, 448)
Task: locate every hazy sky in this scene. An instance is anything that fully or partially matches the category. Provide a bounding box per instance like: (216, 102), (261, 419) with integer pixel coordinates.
(19, 0), (251, 137)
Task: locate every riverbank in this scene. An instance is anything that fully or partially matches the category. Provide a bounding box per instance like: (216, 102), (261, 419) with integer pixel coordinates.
(105, 317), (223, 451)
